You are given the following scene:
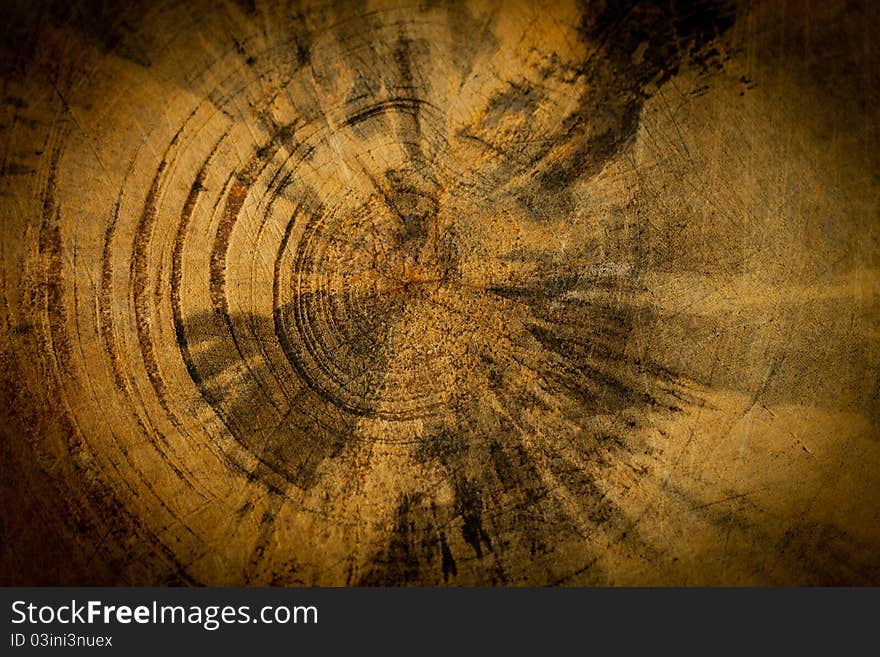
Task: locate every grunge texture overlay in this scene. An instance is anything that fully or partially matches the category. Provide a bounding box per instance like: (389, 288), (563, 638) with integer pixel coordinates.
(1, 0), (878, 585)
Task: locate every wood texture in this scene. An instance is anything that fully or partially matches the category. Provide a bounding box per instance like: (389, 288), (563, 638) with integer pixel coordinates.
(1, 0), (878, 585)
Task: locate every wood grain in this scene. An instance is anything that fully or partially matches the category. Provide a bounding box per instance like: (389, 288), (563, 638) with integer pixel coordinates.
(1, 0), (878, 585)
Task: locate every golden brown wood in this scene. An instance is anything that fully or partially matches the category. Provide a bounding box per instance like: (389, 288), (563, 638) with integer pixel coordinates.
(1, 0), (878, 585)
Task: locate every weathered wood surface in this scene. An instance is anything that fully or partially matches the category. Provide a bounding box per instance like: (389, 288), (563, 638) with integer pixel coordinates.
(1, 0), (878, 585)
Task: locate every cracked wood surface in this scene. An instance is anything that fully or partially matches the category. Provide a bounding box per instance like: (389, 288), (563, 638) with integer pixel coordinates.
(1, 0), (878, 585)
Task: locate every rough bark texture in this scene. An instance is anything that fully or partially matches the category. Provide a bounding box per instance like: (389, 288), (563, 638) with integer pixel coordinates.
(1, 0), (878, 585)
